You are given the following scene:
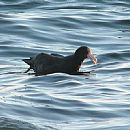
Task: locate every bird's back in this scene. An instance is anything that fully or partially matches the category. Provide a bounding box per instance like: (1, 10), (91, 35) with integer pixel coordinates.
(32, 53), (63, 75)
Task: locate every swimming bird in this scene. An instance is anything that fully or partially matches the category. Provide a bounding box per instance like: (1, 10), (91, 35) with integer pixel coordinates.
(22, 46), (97, 75)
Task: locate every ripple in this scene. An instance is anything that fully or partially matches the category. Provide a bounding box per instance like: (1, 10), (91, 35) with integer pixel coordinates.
(115, 19), (130, 25)
(0, 0), (130, 129)
(0, 117), (43, 130)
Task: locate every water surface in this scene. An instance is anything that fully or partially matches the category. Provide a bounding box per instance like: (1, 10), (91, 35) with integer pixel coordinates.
(0, 0), (130, 130)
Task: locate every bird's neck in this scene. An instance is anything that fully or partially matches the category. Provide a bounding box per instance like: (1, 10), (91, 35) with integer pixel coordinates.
(74, 55), (85, 71)
(74, 55), (85, 64)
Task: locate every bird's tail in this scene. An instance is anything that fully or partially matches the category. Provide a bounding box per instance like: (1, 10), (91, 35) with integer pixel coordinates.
(22, 58), (33, 73)
(22, 58), (32, 65)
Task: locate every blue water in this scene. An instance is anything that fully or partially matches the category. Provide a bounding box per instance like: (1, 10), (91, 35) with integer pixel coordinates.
(0, 0), (130, 130)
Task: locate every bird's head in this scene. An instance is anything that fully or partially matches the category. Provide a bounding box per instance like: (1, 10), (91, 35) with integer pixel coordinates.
(74, 46), (97, 64)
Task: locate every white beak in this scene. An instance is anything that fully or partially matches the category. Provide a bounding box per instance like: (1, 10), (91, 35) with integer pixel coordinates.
(87, 49), (97, 64)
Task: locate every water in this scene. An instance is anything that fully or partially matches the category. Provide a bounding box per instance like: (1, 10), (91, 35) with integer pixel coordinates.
(0, 0), (130, 129)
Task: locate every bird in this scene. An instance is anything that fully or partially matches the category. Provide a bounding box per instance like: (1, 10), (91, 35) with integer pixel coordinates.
(22, 46), (97, 76)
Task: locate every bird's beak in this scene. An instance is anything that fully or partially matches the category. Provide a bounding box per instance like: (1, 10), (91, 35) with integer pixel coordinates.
(87, 49), (97, 64)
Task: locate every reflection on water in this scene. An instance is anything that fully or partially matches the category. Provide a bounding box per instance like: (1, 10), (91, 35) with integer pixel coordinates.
(0, 0), (130, 129)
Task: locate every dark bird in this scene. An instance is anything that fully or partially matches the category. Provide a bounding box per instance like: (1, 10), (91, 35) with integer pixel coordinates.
(22, 46), (97, 76)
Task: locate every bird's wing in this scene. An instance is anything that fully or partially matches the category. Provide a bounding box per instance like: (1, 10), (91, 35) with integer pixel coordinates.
(32, 53), (62, 74)
(51, 53), (64, 58)
(34, 63), (61, 75)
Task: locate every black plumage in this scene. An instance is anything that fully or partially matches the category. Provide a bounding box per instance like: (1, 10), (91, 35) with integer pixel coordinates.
(23, 46), (97, 75)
